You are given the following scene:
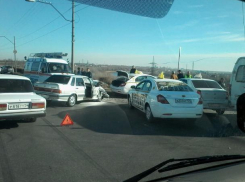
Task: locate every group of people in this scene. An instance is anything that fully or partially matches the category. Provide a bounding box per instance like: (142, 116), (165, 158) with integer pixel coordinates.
(170, 70), (192, 80)
(76, 67), (92, 79)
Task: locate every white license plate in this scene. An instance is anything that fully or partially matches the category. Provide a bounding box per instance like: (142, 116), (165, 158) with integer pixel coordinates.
(8, 103), (29, 110)
(175, 99), (192, 104)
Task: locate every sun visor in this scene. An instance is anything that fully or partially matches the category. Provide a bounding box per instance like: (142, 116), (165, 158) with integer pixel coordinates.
(72, 0), (175, 18)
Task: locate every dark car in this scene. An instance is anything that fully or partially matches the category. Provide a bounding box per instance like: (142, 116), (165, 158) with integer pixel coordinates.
(0, 66), (14, 74)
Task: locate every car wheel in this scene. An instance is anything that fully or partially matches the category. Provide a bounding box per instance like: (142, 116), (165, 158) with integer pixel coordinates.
(25, 118), (37, 122)
(145, 105), (154, 122)
(128, 96), (134, 109)
(67, 94), (76, 107)
(216, 109), (225, 115)
(97, 92), (102, 102)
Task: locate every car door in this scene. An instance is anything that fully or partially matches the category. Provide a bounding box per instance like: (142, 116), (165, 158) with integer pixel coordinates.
(132, 81), (145, 109)
(138, 81), (152, 111)
(75, 77), (85, 100)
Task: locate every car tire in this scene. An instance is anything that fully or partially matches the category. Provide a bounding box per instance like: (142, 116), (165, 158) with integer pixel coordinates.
(97, 92), (102, 102)
(67, 94), (76, 107)
(25, 118), (37, 122)
(145, 104), (155, 122)
(216, 109), (225, 115)
(128, 96), (134, 109)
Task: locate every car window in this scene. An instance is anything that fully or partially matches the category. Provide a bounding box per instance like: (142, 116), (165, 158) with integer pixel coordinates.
(45, 75), (71, 84)
(0, 79), (33, 93)
(180, 79), (188, 84)
(135, 76), (147, 82)
(76, 78), (84, 86)
(40, 63), (47, 73)
(142, 81), (152, 92)
(192, 80), (222, 89)
(83, 77), (91, 85)
(157, 81), (193, 92)
(71, 78), (75, 86)
(47, 63), (71, 73)
(236, 65), (245, 82)
(31, 62), (39, 71)
(136, 81), (145, 90)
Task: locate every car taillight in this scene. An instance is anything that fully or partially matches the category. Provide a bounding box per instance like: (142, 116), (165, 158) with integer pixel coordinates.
(197, 90), (201, 96)
(197, 90), (202, 104)
(119, 83), (126, 87)
(0, 104), (7, 111)
(34, 87), (39, 91)
(198, 98), (203, 105)
(157, 95), (169, 104)
(32, 103), (45, 109)
(52, 89), (62, 93)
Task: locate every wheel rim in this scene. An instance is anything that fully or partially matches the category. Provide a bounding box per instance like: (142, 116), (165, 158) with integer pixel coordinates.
(69, 95), (76, 105)
(146, 106), (151, 120)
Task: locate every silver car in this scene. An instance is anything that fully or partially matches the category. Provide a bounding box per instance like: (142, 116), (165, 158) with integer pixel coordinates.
(180, 78), (229, 114)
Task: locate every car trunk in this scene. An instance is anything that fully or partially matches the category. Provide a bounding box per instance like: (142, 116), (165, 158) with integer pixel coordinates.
(163, 92), (199, 108)
(111, 77), (128, 87)
(34, 82), (61, 93)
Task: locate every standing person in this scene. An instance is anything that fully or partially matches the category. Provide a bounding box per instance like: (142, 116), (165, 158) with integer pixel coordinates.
(76, 67), (81, 75)
(170, 71), (178, 79)
(130, 66), (136, 73)
(218, 77), (226, 89)
(185, 71), (192, 78)
(86, 68), (93, 79)
(81, 68), (85, 76)
(177, 70), (184, 79)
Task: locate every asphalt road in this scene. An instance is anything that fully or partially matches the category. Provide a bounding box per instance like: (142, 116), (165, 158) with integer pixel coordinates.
(0, 95), (245, 182)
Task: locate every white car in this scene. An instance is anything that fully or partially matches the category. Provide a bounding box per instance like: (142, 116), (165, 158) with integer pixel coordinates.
(128, 78), (203, 122)
(0, 74), (46, 122)
(110, 71), (155, 94)
(180, 78), (229, 114)
(34, 75), (109, 107)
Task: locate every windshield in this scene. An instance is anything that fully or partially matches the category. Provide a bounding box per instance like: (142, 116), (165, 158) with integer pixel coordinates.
(2, 0), (245, 182)
(192, 80), (222, 89)
(48, 63), (71, 73)
(0, 79), (33, 93)
(45, 75), (71, 84)
(157, 81), (193, 91)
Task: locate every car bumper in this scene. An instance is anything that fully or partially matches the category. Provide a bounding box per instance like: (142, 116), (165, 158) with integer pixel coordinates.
(0, 110), (46, 120)
(36, 92), (70, 102)
(152, 104), (203, 119)
(110, 85), (128, 94)
(203, 101), (229, 110)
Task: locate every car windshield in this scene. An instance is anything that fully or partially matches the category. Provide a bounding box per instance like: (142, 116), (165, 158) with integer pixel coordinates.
(2, 0), (245, 181)
(192, 80), (222, 89)
(48, 63), (71, 73)
(0, 79), (33, 93)
(45, 75), (71, 84)
(157, 81), (193, 91)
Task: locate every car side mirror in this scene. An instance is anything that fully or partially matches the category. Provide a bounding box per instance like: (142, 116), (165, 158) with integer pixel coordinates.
(131, 85), (136, 89)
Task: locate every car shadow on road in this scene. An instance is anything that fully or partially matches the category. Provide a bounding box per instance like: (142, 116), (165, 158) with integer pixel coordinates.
(55, 102), (244, 138)
(0, 120), (19, 129)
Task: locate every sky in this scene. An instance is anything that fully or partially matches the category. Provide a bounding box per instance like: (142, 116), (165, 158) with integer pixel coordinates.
(0, 0), (245, 72)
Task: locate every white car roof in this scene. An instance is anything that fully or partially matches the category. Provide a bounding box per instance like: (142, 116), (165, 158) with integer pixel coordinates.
(182, 78), (217, 81)
(0, 74), (30, 80)
(153, 78), (183, 83)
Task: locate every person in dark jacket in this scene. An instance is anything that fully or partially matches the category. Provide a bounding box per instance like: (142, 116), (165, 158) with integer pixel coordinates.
(86, 68), (92, 79)
(177, 70), (184, 79)
(81, 68), (86, 76)
(130, 66), (136, 74)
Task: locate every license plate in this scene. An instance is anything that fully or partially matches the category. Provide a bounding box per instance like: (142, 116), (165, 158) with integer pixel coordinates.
(8, 103), (29, 110)
(175, 99), (192, 104)
(209, 104), (220, 107)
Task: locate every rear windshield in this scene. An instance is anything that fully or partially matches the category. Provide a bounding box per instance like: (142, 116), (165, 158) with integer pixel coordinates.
(45, 75), (71, 84)
(0, 79), (33, 93)
(192, 80), (222, 89)
(157, 81), (193, 92)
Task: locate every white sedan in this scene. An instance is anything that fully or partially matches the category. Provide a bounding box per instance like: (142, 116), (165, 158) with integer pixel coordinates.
(128, 78), (203, 122)
(110, 73), (155, 95)
(0, 74), (46, 122)
(34, 75), (109, 107)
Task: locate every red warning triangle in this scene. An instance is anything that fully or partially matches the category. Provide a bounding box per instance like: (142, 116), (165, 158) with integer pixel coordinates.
(61, 114), (74, 126)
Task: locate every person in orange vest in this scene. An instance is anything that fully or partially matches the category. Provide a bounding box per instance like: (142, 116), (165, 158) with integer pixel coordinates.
(170, 71), (178, 79)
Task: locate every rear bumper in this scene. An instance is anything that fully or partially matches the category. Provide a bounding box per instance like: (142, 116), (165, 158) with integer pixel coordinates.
(203, 101), (229, 110)
(152, 104), (203, 119)
(0, 110), (46, 120)
(110, 85), (128, 95)
(36, 92), (70, 102)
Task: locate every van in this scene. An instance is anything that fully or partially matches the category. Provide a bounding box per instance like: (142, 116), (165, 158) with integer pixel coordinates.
(24, 52), (73, 83)
(230, 57), (245, 109)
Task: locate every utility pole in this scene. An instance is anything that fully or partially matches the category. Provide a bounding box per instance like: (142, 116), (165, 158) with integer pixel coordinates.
(149, 56), (157, 75)
(178, 47), (181, 70)
(71, 0), (75, 73)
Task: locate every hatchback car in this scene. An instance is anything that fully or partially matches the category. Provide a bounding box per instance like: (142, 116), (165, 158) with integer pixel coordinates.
(180, 78), (229, 114)
(128, 78), (203, 122)
(0, 74), (46, 122)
